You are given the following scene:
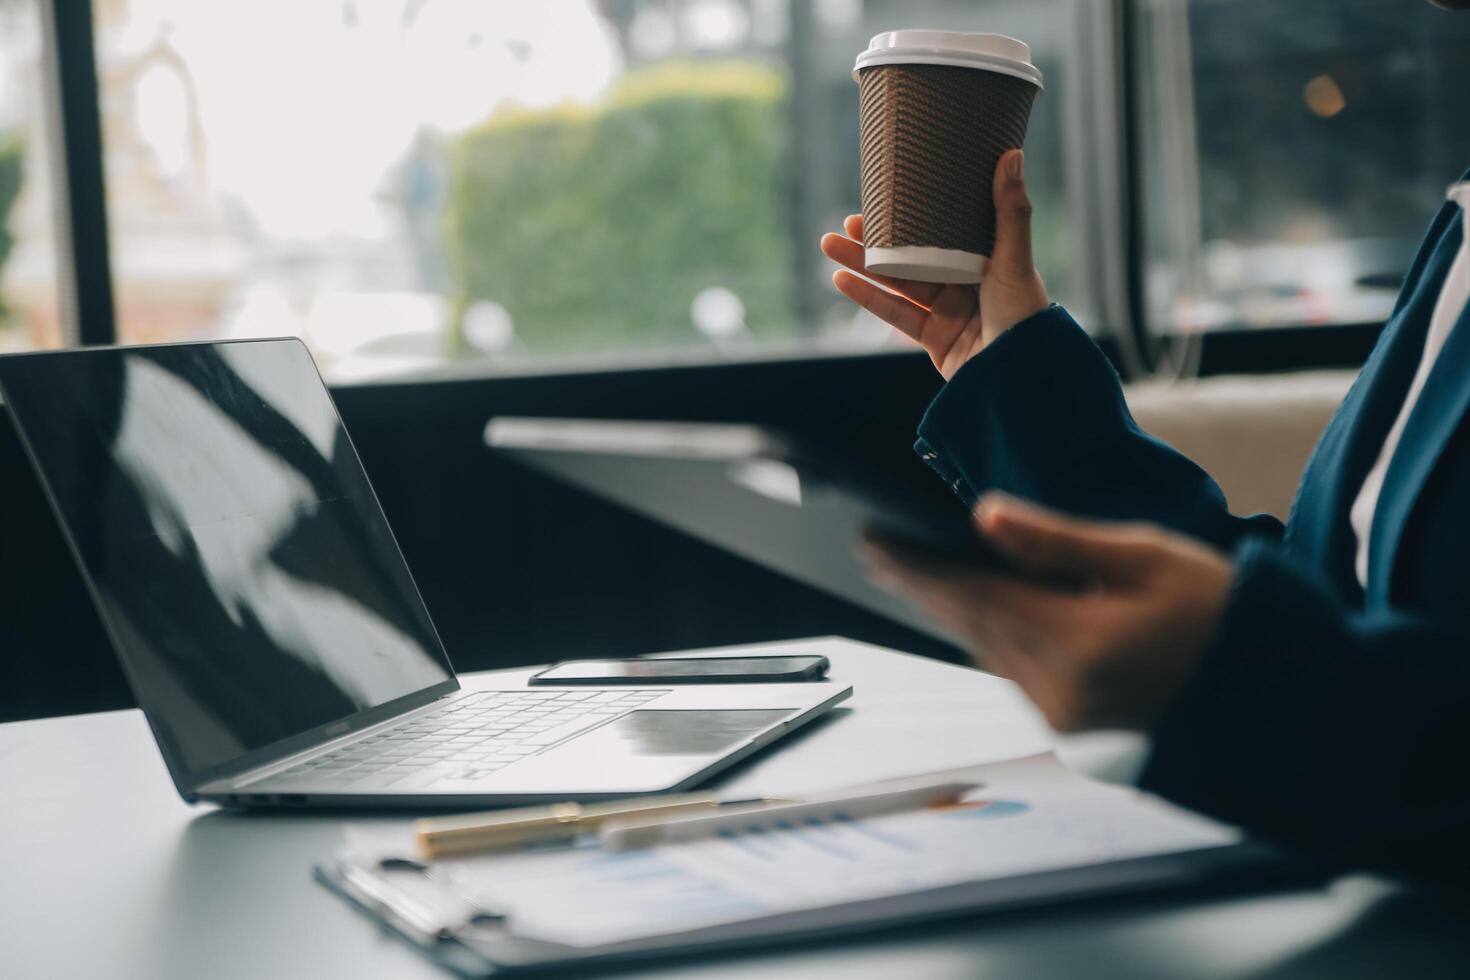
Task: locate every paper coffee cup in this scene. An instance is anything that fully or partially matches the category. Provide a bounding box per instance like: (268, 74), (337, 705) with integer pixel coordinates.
(854, 31), (1043, 284)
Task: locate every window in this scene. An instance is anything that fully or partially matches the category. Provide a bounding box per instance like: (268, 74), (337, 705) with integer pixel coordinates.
(92, 0), (1074, 379)
(0, 0), (62, 353)
(1135, 0), (1470, 334)
(803, 0), (1075, 344)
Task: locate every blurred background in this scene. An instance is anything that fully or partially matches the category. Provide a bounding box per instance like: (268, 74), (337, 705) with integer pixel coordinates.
(4, 0), (1465, 379)
(4, 0), (1470, 723)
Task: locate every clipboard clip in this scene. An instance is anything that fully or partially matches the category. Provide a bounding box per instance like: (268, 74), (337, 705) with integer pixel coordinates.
(336, 858), (506, 946)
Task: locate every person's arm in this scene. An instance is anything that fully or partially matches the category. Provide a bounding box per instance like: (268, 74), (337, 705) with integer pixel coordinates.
(861, 495), (1470, 888)
(1141, 536), (1470, 883)
(914, 306), (1284, 552)
(821, 151), (1279, 553)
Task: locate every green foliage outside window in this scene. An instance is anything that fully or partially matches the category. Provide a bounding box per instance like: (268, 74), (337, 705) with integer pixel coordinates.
(0, 133), (22, 322)
(444, 60), (795, 355)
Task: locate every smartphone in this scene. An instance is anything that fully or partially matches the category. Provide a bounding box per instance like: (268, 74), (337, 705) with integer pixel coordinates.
(528, 655), (830, 686)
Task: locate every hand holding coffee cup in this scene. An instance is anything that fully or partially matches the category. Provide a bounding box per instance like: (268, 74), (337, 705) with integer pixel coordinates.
(856, 30), (1043, 283)
(821, 31), (1049, 378)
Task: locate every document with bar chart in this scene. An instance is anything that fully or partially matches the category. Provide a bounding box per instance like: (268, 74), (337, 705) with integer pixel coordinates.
(318, 753), (1300, 975)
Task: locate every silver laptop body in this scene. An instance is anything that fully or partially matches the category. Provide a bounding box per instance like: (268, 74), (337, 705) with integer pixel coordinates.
(0, 339), (849, 808)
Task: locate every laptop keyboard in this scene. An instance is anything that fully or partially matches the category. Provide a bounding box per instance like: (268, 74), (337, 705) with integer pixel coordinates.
(272, 689), (671, 791)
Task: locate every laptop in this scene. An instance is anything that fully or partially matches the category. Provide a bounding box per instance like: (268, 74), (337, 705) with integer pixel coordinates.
(0, 339), (850, 808)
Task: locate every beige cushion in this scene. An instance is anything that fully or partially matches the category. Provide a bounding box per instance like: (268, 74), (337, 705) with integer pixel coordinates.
(1124, 371), (1356, 521)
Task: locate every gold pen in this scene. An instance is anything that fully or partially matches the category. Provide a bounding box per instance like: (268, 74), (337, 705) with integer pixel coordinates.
(414, 793), (788, 859)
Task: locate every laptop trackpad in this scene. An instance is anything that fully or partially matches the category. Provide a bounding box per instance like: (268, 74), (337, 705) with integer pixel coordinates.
(587, 709), (793, 754)
(504, 709), (795, 794)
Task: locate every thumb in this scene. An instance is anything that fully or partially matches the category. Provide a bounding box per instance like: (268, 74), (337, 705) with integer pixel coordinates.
(989, 150), (1035, 282)
(976, 493), (1152, 587)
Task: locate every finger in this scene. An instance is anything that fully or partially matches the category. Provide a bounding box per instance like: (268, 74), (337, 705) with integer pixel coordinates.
(990, 150), (1035, 283)
(961, 610), (1058, 690)
(859, 538), (1081, 689)
(859, 540), (1017, 643)
(821, 231), (944, 307)
(832, 270), (929, 340)
(863, 546), (1078, 696)
(925, 279), (981, 325)
(860, 535), (1061, 623)
(858, 530), (973, 579)
(975, 493), (1153, 586)
(843, 213), (864, 242)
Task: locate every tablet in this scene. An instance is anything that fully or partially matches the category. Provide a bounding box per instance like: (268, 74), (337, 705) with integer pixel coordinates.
(484, 417), (1008, 647)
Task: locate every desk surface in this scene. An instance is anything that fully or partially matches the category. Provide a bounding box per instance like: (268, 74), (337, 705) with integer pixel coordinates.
(4, 637), (1469, 979)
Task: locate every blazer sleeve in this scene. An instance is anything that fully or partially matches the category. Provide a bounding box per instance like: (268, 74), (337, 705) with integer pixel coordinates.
(913, 305), (1283, 552)
(1140, 537), (1470, 885)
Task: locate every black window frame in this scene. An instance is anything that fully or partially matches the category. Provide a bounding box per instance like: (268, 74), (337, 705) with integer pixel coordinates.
(40, 0), (113, 347)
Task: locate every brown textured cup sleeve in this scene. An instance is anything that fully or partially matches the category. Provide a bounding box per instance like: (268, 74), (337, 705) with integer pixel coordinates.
(859, 64), (1037, 257)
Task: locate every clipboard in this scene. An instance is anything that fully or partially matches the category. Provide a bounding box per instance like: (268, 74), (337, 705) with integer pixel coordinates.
(316, 843), (1300, 977)
(314, 756), (1316, 976)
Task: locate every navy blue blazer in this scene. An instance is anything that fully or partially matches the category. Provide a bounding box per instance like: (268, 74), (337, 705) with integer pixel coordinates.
(913, 169), (1470, 885)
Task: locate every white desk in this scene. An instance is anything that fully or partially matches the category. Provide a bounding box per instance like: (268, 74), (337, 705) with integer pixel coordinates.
(4, 638), (1469, 979)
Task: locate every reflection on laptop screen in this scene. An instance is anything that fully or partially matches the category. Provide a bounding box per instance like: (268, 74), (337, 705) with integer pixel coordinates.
(0, 340), (453, 777)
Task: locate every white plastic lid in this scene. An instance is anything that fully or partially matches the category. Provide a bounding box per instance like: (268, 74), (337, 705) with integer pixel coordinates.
(853, 30), (1044, 91)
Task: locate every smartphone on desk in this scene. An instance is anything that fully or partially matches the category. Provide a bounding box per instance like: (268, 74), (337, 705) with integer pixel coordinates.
(529, 655), (830, 686)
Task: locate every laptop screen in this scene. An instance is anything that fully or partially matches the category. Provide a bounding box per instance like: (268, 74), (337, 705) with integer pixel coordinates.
(0, 340), (455, 782)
